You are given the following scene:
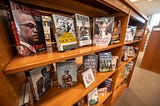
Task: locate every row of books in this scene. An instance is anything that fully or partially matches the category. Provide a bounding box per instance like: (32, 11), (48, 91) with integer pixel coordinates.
(24, 52), (118, 101)
(74, 79), (113, 106)
(8, 0), (141, 57)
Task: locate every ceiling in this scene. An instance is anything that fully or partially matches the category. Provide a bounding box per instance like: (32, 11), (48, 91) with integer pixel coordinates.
(130, 0), (160, 17)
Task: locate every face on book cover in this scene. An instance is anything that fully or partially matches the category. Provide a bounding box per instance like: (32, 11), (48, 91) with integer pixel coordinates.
(15, 11), (39, 45)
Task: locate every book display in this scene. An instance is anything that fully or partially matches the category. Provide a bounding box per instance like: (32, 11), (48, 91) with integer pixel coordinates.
(0, 0), (148, 106)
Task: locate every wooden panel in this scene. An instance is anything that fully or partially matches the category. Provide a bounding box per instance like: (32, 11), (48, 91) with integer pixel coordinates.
(35, 71), (115, 106)
(139, 29), (149, 52)
(4, 43), (122, 75)
(97, 0), (130, 14)
(130, 9), (145, 24)
(17, 0), (109, 17)
(124, 39), (141, 45)
(140, 26), (160, 74)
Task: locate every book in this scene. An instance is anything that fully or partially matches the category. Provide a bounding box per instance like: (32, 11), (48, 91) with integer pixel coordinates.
(83, 54), (98, 75)
(25, 64), (53, 100)
(75, 13), (92, 47)
(111, 56), (119, 71)
(98, 78), (113, 92)
(134, 29), (144, 40)
(56, 60), (77, 88)
(82, 68), (95, 88)
(87, 88), (98, 106)
(112, 20), (121, 44)
(99, 52), (112, 72)
(125, 25), (137, 42)
(93, 17), (114, 46)
(9, 0), (46, 56)
(52, 14), (78, 51)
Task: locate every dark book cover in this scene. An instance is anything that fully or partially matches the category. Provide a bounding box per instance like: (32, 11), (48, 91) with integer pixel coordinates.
(93, 17), (114, 46)
(75, 13), (92, 47)
(98, 78), (112, 92)
(52, 14), (78, 51)
(99, 52), (112, 72)
(56, 60), (77, 88)
(9, 0), (46, 56)
(83, 54), (98, 74)
(25, 64), (53, 101)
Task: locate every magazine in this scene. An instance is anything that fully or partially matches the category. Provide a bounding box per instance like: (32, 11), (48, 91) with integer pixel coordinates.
(25, 64), (53, 100)
(9, 0), (46, 56)
(75, 13), (92, 47)
(52, 14), (78, 51)
(56, 60), (77, 88)
(93, 17), (114, 46)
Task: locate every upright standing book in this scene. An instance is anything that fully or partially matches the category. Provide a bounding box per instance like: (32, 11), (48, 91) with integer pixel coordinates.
(83, 54), (98, 75)
(75, 13), (92, 47)
(56, 60), (77, 88)
(9, 0), (46, 56)
(25, 64), (53, 101)
(112, 20), (121, 44)
(93, 17), (114, 46)
(87, 87), (98, 106)
(99, 52), (112, 72)
(52, 14), (78, 51)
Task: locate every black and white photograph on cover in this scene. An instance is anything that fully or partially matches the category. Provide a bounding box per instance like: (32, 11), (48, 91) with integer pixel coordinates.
(10, 1), (46, 56)
(94, 17), (114, 46)
(75, 14), (91, 45)
(82, 68), (95, 88)
(52, 15), (75, 36)
(56, 61), (77, 88)
(27, 64), (53, 100)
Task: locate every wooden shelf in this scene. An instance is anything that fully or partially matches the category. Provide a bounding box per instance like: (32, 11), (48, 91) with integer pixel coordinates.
(4, 43), (122, 75)
(95, 92), (112, 106)
(111, 83), (127, 104)
(119, 57), (135, 70)
(124, 40), (141, 45)
(114, 72), (130, 89)
(35, 71), (115, 106)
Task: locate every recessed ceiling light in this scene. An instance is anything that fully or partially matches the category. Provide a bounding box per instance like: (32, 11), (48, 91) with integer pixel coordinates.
(148, 0), (152, 1)
(130, 0), (139, 2)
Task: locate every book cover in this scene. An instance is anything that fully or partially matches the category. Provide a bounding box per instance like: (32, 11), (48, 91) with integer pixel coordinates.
(125, 25), (137, 42)
(9, 0), (47, 56)
(112, 20), (121, 44)
(111, 56), (119, 71)
(82, 68), (95, 88)
(25, 64), (53, 100)
(134, 29), (144, 40)
(56, 60), (77, 88)
(83, 54), (98, 74)
(75, 13), (92, 47)
(98, 78), (113, 92)
(99, 52), (112, 72)
(93, 17), (114, 46)
(87, 87), (98, 106)
(52, 14), (78, 51)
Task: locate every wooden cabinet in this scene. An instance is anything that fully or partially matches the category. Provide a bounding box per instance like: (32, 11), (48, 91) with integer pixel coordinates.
(0, 0), (147, 106)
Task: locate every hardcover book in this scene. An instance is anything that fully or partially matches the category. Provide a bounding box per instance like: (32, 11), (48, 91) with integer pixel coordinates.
(112, 20), (121, 44)
(125, 25), (137, 42)
(111, 56), (119, 71)
(134, 29), (144, 40)
(56, 60), (77, 88)
(99, 52), (112, 72)
(9, 0), (46, 56)
(87, 87), (98, 106)
(83, 54), (98, 74)
(25, 64), (53, 101)
(93, 17), (114, 46)
(98, 78), (113, 92)
(75, 13), (92, 47)
(52, 14), (78, 51)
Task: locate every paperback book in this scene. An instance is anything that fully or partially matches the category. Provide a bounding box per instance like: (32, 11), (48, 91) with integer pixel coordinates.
(111, 56), (119, 71)
(112, 20), (121, 44)
(75, 13), (92, 47)
(25, 64), (53, 101)
(125, 25), (137, 42)
(56, 60), (77, 88)
(9, 0), (46, 56)
(98, 78), (113, 92)
(52, 14), (78, 51)
(83, 54), (98, 74)
(87, 88), (98, 106)
(93, 17), (114, 46)
(99, 52), (112, 72)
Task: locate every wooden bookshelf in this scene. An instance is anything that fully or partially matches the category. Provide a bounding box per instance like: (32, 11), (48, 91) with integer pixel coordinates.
(36, 71), (115, 106)
(4, 43), (122, 75)
(124, 40), (141, 45)
(111, 83), (127, 105)
(95, 92), (112, 106)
